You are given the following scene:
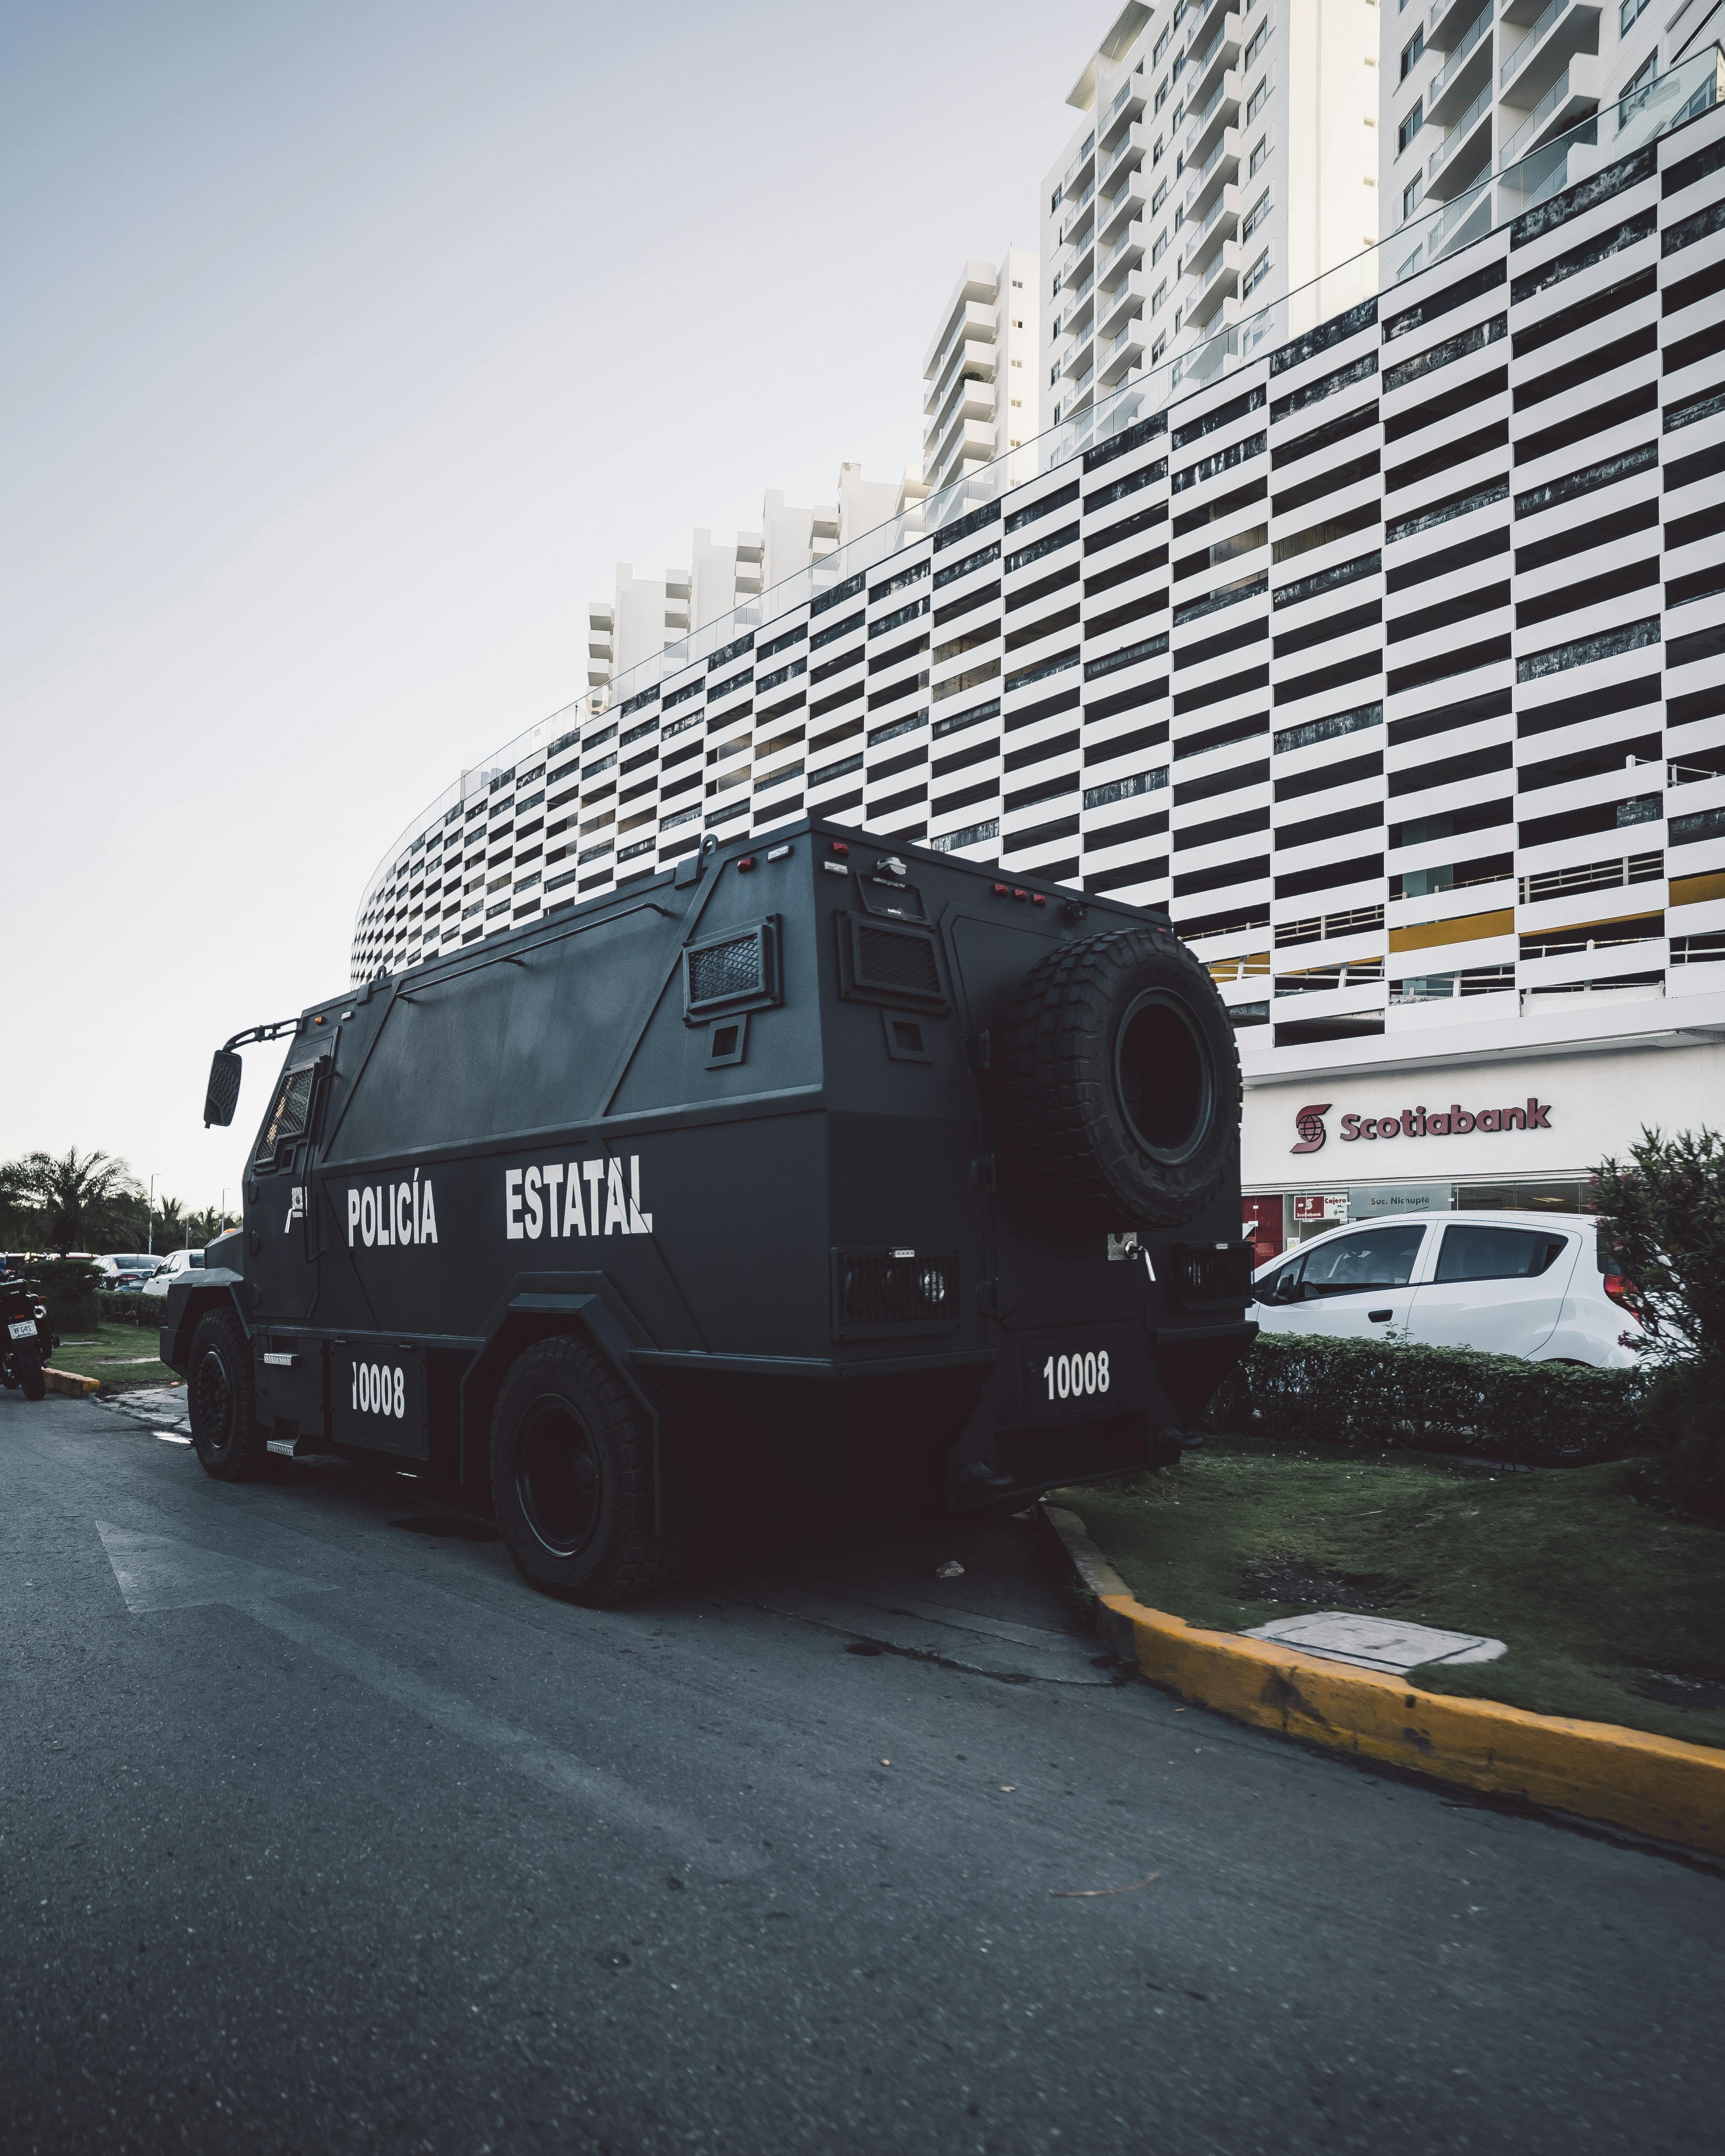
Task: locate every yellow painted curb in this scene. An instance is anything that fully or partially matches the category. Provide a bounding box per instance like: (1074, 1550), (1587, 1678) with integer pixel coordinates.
(1041, 1503), (1725, 1859)
(43, 1367), (101, 1397)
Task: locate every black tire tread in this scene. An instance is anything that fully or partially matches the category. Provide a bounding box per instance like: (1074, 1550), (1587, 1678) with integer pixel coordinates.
(187, 1307), (269, 1480)
(489, 1333), (687, 1607)
(997, 923), (1241, 1231)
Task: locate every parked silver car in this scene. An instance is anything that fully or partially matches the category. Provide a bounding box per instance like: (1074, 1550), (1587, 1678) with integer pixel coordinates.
(1251, 1212), (1641, 1368)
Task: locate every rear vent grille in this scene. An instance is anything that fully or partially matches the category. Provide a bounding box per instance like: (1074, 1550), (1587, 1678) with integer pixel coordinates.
(683, 918), (781, 1022)
(856, 925), (940, 995)
(688, 937), (763, 1006)
(1172, 1241), (1255, 1310)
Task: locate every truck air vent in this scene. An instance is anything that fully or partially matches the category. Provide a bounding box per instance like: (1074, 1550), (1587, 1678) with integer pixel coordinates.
(1171, 1240), (1255, 1310)
(254, 1064), (317, 1165)
(682, 918), (781, 1023)
(690, 939), (761, 1004)
(833, 1249), (958, 1329)
(857, 925), (940, 996)
(837, 915), (949, 1010)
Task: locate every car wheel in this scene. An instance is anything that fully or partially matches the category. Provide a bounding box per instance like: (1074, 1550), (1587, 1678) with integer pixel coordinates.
(188, 1307), (268, 1479)
(489, 1333), (689, 1607)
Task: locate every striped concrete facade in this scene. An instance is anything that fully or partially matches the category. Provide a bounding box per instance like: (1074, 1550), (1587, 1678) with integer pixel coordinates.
(352, 75), (1725, 1093)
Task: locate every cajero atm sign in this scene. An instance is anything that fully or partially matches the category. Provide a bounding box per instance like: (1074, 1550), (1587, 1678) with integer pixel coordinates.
(1290, 1097), (1553, 1154)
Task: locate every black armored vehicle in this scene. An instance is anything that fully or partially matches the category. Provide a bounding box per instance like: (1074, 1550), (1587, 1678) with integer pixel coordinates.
(165, 819), (1255, 1602)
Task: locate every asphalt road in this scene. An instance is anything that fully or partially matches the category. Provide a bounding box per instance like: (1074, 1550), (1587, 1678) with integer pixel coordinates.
(3, 1385), (1722, 2156)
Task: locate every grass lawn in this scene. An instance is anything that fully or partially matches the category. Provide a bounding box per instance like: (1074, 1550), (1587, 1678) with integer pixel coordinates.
(48, 1322), (180, 1393)
(1054, 1437), (1725, 1751)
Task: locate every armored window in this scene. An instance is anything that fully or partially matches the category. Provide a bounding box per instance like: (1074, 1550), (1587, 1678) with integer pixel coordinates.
(255, 1064), (317, 1166)
(682, 918), (781, 1023)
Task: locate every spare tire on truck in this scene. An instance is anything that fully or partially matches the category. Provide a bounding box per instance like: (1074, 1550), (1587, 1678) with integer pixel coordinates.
(997, 923), (1240, 1235)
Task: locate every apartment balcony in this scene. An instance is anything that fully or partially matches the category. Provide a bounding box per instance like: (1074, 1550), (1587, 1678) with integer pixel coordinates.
(1063, 132), (1097, 201)
(1186, 10), (1244, 113)
(1182, 182), (1241, 281)
(1187, 69), (1243, 169)
(1097, 265), (1151, 345)
(932, 418), (998, 489)
(1186, 238), (1242, 329)
(1097, 167), (1147, 249)
(1426, 82), (1493, 197)
(1501, 51), (1602, 160)
(1060, 271), (1098, 337)
(1499, 0), (1601, 108)
(1098, 119), (1147, 194)
(924, 336), (997, 417)
(1426, 2), (1493, 127)
(1098, 71), (1147, 153)
(923, 301), (997, 389)
(1096, 307), (1148, 387)
(925, 380), (997, 474)
(1059, 179), (1098, 248)
(1060, 327), (1098, 383)
(1185, 126), (1242, 221)
(1430, 0), (1489, 46)
(1097, 219), (1145, 285)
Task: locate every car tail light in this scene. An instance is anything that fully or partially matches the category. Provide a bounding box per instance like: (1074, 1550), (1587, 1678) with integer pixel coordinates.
(1602, 1273), (1635, 1309)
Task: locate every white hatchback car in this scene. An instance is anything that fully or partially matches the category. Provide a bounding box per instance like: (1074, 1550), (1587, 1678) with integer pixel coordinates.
(1251, 1212), (1640, 1367)
(139, 1248), (207, 1297)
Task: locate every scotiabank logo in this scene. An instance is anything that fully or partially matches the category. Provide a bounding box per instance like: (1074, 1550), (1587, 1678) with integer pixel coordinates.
(1290, 1103), (1331, 1155)
(1342, 1098), (1552, 1141)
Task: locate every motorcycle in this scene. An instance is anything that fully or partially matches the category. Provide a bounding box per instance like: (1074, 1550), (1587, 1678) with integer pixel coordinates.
(1, 1269), (54, 1401)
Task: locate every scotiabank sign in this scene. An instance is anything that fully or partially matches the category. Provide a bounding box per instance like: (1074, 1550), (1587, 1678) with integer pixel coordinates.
(1289, 1098), (1552, 1153)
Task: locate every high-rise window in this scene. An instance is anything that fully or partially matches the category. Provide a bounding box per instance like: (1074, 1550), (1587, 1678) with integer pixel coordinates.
(1246, 78), (1268, 122)
(1400, 26), (1424, 77)
(1249, 135), (1268, 175)
(1398, 99), (1423, 152)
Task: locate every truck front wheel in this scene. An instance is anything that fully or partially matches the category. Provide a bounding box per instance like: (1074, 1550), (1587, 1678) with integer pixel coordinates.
(188, 1307), (268, 1480)
(489, 1334), (685, 1607)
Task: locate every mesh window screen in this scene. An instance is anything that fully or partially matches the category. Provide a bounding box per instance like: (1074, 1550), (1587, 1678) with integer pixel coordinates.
(257, 1065), (315, 1163)
(688, 936), (765, 1007)
(856, 925), (941, 996)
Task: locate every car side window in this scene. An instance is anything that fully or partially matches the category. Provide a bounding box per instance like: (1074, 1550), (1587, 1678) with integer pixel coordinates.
(1257, 1254), (1304, 1304)
(1434, 1225), (1568, 1282)
(1297, 1225), (1425, 1297)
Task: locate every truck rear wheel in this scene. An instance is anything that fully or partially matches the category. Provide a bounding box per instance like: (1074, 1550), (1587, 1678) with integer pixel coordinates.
(997, 924), (1239, 1234)
(489, 1334), (685, 1607)
(188, 1307), (269, 1480)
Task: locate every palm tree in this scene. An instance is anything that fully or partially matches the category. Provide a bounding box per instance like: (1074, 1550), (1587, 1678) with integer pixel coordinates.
(0, 1148), (141, 1253)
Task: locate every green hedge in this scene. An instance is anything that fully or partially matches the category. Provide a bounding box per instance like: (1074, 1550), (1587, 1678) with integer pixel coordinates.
(97, 1291), (166, 1331)
(1201, 1332), (1649, 1466)
(27, 1260), (103, 1336)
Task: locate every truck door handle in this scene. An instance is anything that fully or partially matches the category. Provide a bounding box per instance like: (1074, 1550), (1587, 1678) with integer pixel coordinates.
(1368, 1309), (1393, 1322)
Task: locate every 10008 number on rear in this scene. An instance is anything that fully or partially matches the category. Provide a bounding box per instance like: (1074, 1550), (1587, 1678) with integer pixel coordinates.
(1042, 1349), (1109, 1402)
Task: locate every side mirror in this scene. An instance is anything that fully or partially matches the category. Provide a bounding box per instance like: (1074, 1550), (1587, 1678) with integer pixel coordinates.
(204, 1049), (243, 1128)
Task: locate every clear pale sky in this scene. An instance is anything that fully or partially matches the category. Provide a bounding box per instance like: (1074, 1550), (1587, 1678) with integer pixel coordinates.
(1, 0), (1091, 1211)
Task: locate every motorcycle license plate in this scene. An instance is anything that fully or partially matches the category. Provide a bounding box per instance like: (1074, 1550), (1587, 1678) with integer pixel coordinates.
(8, 1319), (37, 1341)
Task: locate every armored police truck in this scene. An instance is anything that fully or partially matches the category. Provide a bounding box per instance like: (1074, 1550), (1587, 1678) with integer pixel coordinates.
(163, 819), (1255, 1604)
